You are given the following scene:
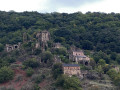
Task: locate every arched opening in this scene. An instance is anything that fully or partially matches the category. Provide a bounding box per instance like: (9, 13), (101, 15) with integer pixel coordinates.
(85, 61), (88, 66)
(14, 46), (18, 48)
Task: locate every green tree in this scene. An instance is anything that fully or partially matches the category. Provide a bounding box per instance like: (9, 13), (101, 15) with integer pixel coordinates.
(0, 66), (14, 83)
(98, 59), (106, 67)
(107, 69), (117, 80)
(23, 58), (39, 68)
(96, 65), (104, 78)
(114, 73), (120, 86)
(0, 43), (4, 52)
(26, 67), (34, 77)
(56, 75), (82, 90)
(41, 51), (53, 63)
(52, 63), (63, 79)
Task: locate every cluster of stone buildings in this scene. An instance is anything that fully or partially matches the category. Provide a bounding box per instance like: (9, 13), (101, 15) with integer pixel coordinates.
(63, 49), (90, 78)
(69, 50), (90, 66)
(5, 30), (91, 78)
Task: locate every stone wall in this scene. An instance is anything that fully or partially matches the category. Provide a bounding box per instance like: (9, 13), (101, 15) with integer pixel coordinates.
(6, 43), (21, 52)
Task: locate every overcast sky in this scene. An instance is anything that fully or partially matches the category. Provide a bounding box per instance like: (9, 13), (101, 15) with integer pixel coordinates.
(0, 0), (120, 13)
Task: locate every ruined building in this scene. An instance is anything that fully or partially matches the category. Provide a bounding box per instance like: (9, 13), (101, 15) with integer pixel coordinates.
(53, 43), (62, 49)
(63, 64), (83, 78)
(69, 47), (90, 66)
(36, 30), (50, 51)
(6, 42), (21, 52)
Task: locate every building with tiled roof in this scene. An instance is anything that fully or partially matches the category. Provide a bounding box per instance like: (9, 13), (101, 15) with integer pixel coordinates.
(63, 64), (83, 78)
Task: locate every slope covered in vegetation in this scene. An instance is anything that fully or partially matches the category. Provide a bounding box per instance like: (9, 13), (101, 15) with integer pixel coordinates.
(0, 11), (120, 89)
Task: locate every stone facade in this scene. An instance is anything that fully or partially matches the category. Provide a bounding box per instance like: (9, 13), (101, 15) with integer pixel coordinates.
(36, 30), (50, 50)
(41, 31), (50, 42)
(69, 49), (90, 66)
(6, 43), (21, 52)
(74, 55), (90, 65)
(53, 43), (62, 49)
(63, 64), (83, 78)
(36, 30), (50, 43)
(35, 42), (40, 49)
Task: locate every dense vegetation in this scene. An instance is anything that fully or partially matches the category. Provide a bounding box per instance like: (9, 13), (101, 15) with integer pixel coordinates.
(0, 11), (120, 53)
(0, 66), (14, 83)
(0, 11), (120, 89)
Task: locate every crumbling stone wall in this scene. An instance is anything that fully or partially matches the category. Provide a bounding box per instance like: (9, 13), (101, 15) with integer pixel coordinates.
(36, 30), (50, 51)
(6, 43), (21, 52)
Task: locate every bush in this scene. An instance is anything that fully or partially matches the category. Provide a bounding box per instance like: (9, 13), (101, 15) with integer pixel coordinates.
(0, 66), (14, 83)
(0, 60), (9, 68)
(56, 75), (82, 90)
(26, 67), (34, 77)
(23, 58), (39, 68)
(107, 69), (120, 86)
(34, 48), (41, 55)
(31, 74), (45, 84)
(41, 51), (53, 64)
(52, 63), (63, 79)
(0, 43), (4, 52)
(33, 83), (40, 90)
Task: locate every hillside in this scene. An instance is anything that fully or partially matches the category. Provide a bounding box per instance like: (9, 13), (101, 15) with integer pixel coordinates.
(0, 11), (120, 90)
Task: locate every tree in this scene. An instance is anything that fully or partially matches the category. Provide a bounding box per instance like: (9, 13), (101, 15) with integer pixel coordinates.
(56, 75), (82, 90)
(26, 67), (34, 77)
(96, 65), (104, 78)
(116, 55), (120, 64)
(23, 58), (39, 68)
(107, 69), (117, 80)
(0, 66), (14, 83)
(0, 43), (4, 52)
(52, 63), (63, 79)
(41, 51), (53, 63)
(56, 47), (67, 56)
(114, 73), (120, 86)
(98, 59), (106, 67)
(110, 52), (117, 60)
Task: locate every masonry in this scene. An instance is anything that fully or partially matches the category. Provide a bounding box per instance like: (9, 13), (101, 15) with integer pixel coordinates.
(69, 49), (90, 66)
(63, 64), (83, 78)
(36, 30), (50, 51)
(6, 42), (21, 52)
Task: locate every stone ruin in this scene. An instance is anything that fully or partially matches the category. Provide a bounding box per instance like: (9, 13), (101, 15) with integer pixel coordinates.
(6, 42), (21, 52)
(53, 43), (62, 49)
(69, 46), (90, 66)
(36, 30), (50, 51)
(36, 30), (50, 43)
(63, 64), (83, 78)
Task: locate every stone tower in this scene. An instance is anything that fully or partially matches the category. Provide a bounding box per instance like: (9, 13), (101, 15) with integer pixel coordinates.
(40, 30), (50, 42)
(36, 30), (50, 51)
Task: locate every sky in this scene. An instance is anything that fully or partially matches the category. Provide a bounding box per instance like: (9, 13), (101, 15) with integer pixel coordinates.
(0, 0), (120, 13)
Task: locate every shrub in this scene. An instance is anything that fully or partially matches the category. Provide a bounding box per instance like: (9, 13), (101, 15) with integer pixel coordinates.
(23, 58), (39, 68)
(31, 74), (45, 84)
(41, 51), (53, 63)
(26, 67), (34, 77)
(33, 83), (40, 90)
(52, 63), (63, 79)
(0, 43), (4, 52)
(0, 66), (14, 83)
(34, 48), (41, 55)
(56, 75), (82, 90)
